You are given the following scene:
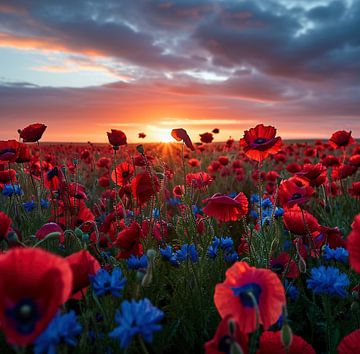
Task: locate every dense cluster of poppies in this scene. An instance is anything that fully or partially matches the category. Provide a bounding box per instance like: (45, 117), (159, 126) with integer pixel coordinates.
(0, 123), (359, 353)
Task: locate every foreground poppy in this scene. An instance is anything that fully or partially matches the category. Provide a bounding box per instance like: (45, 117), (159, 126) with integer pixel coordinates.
(204, 315), (248, 354)
(337, 329), (360, 354)
(0, 140), (20, 163)
(114, 221), (144, 259)
(111, 162), (134, 186)
(278, 177), (314, 207)
(19, 123), (47, 142)
(214, 262), (285, 333)
(131, 172), (160, 205)
(257, 331), (315, 354)
(283, 206), (320, 236)
(328, 130), (355, 149)
(171, 128), (195, 151)
(240, 124), (282, 162)
(107, 129), (127, 147)
(0, 248), (72, 346)
(347, 213), (360, 273)
(203, 193), (248, 222)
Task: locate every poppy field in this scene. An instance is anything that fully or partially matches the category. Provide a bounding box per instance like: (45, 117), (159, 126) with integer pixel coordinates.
(0, 123), (359, 354)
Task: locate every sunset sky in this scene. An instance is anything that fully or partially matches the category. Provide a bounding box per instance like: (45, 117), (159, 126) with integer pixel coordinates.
(0, 0), (359, 143)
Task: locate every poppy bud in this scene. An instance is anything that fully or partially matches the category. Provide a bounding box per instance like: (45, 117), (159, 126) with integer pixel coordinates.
(75, 228), (83, 238)
(351, 301), (359, 313)
(280, 323), (293, 350)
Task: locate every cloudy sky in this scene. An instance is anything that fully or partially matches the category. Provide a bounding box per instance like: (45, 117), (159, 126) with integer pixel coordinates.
(0, 0), (359, 142)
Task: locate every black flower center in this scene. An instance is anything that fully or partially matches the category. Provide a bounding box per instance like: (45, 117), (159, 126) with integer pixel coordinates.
(218, 335), (233, 354)
(292, 193), (302, 200)
(232, 283), (262, 308)
(254, 138), (267, 144)
(5, 299), (39, 334)
(122, 171), (129, 178)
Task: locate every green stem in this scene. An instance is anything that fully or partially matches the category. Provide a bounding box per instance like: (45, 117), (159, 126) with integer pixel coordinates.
(138, 335), (150, 354)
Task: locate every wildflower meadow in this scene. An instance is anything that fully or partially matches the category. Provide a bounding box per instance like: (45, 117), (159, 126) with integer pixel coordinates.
(0, 123), (359, 354)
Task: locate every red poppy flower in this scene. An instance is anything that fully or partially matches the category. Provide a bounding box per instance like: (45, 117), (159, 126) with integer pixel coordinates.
(173, 185), (185, 198)
(107, 129), (127, 147)
(138, 132), (146, 139)
(214, 262), (285, 333)
(0, 247), (72, 346)
(186, 172), (213, 190)
(35, 223), (65, 244)
(111, 162), (134, 186)
(212, 128), (220, 134)
(188, 158), (201, 167)
(286, 163), (302, 174)
(131, 172), (160, 205)
(329, 130), (355, 149)
(349, 154), (360, 167)
(283, 206), (320, 236)
(240, 124), (282, 162)
(171, 128), (195, 151)
(113, 221), (144, 259)
(98, 175), (110, 188)
(296, 163), (327, 187)
(15, 143), (31, 163)
(66, 250), (101, 296)
(0, 169), (17, 186)
(257, 331), (315, 354)
(204, 315), (248, 354)
(200, 132), (214, 144)
(347, 213), (360, 273)
(20, 123), (47, 142)
(218, 156), (229, 166)
(319, 226), (346, 249)
(270, 252), (299, 279)
(349, 181), (360, 198)
(278, 177), (314, 207)
(337, 329), (360, 354)
(133, 154), (155, 167)
(0, 140), (20, 163)
(203, 193), (248, 222)
(0, 211), (12, 241)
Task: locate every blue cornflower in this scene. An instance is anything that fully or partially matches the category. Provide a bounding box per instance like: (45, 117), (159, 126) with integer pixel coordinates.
(285, 280), (299, 302)
(127, 255), (148, 270)
(34, 311), (82, 354)
(192, 205), (203, 215)
(275, 207), (284, 217)
(261, 198), (273, 209)
(159, 246), (178, 265)
(175, 244), (199, 262)
(23, 200), (36, 212)
(307, 266), (349, 298)
(250, 194), (260, 203)
(168, 197), (181, 206)
(2, 184), (23, 197)
(109, 298), (164, 348)
(220, 237), (233, 251)
(152, 208), (160, 219)
(250, 210), (259, 219)
(224, 251), (239, 263)
(40, 199), (50, 208)
(90, 267), (127, 297)
(227, 192), (237, 198)
(323, 245), (348, 264)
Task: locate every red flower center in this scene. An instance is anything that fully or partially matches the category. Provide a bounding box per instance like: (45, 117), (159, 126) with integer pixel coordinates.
(5, 299), (39, 335)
